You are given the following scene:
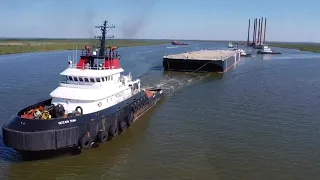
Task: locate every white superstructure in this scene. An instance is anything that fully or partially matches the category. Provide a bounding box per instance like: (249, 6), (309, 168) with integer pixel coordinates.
(260, 45), (273, 53)
(49, 53), (141, 115)
(236, 48), (248, 56)
(46, 20), (144, 115)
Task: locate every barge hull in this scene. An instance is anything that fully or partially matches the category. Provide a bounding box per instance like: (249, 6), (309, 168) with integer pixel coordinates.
(163, 50), (241, 73)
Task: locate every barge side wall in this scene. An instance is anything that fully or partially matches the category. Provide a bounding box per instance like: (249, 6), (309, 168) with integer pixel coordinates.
(223, 53), (241, 72)
(163, 58), (224, 72)
(163, 52), (240, 73)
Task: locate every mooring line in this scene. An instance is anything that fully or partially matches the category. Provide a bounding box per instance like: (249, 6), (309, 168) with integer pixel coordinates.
(189, 62), (210, 74)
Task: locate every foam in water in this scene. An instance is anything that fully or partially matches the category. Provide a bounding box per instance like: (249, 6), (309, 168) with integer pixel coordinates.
(260, 53), (320, 61)
(166, 46), (181, 49)
(142, 72), (210, 96)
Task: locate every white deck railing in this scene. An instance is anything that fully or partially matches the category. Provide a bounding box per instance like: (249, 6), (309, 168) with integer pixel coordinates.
(68, 64), (116, 70)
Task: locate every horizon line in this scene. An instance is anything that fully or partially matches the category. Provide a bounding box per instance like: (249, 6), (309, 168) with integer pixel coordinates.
(0, 37), (318, 44)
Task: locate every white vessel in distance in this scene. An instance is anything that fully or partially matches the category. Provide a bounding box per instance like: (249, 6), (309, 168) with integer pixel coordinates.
(257, 45), (282, 54)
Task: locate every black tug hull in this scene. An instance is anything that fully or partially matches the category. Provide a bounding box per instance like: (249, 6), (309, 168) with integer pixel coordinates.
(241, 54), (252, 57)
(257, 51), (282, 54)
(2, 89), (163, 155)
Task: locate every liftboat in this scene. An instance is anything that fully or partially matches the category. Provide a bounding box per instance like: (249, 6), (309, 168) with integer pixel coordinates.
(2, 20), (163, 155)
(257, 45), (282, 54)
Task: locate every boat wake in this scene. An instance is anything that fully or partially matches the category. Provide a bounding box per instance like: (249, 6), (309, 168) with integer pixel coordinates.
(166, 44), (199, 49)
(260, 53), (320, 61)
(141, 72), (214, 96)
(166, 46), (181, 49)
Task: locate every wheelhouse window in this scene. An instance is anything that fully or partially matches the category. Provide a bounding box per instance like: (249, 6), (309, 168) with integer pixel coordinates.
(68, 76), (73, 81)
(96, 78), (101, 82)
(101, 77), (105, 82)
(84, 78), (89, 82)
(90, 78), (95, 82)
(60, 75), (68, 82)
(74, 77), (78, 81)
(79, 77), (83, 82)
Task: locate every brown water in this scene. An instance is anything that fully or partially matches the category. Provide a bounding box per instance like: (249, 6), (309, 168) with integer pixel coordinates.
(0, 42), (319, 180)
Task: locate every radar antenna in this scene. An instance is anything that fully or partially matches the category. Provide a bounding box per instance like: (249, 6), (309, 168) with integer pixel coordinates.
(94, 20), (115, 57)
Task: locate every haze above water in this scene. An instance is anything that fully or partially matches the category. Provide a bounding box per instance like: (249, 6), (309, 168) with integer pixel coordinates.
(0, 41), (319, 180)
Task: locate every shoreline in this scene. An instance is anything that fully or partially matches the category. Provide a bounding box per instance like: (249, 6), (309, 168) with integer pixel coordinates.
(1, 38), (319, 55)
(268, 43), (320, 53)
(0, 39), (169, 55)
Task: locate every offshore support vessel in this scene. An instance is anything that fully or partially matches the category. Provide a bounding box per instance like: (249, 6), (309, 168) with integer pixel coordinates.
(2, 20), (163, 156)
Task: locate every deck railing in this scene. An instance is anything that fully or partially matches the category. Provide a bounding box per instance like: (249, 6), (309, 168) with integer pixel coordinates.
(67, 64), (116, 70)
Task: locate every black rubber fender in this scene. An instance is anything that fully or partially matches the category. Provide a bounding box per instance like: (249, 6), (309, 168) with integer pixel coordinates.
(54, 104), (65, 118)
(118, 121), (127, 133)
(109, 126), (117, 137)
(79, 135), (92, 149)
(126, 113), (134, 126)
(97, 130), (108, 143)
(75, 106), (83, 115)
(133, 102), (138, 111)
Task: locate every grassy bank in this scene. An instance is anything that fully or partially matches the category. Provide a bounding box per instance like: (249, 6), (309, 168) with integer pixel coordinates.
(0, 39), (170, 55)
(267, 42), (320, 53)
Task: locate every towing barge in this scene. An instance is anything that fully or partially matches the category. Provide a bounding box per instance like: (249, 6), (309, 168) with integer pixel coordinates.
(163, 50), (241, 73)
(2, 20), (163, 156)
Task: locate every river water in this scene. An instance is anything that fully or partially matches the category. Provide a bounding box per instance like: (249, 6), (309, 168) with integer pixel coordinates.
(0, 42), (319, 180)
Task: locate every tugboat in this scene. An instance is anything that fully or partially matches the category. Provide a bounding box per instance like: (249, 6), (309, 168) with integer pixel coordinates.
(171, 41), (188, 45)
(232, 45), (252, 57)
(257, 45), (282, 54)
(2, 20), (163, 156)
(237, 49), (252, 57)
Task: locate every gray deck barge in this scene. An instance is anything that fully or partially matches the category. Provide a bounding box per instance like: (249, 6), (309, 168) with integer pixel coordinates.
(163, 50), (241, 72)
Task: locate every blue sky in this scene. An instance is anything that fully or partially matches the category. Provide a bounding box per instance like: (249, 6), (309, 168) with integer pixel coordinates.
(0, 0), (319, 42)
